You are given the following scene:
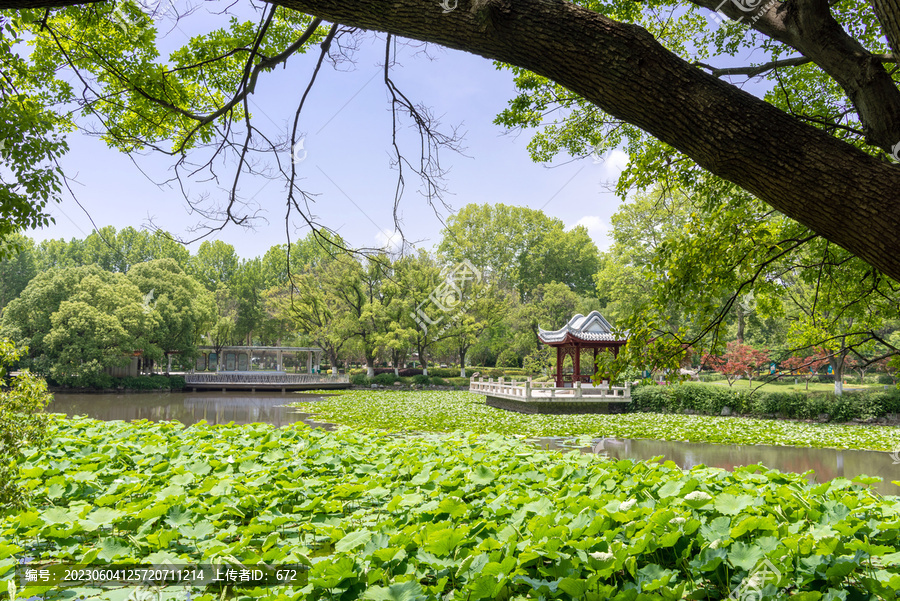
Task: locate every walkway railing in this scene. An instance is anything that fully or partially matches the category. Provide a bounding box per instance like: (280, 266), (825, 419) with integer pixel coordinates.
(185, 373), (349, 385)
(470, 377), (630, 401)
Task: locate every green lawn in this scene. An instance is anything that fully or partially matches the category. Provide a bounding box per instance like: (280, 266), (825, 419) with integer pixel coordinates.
(290, 390), (900, 452)
(705, 378), (883, 394)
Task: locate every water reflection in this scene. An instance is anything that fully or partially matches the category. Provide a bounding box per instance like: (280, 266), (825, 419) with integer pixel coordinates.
(534, 436), (900, 496)
(49, 391), (333, 429)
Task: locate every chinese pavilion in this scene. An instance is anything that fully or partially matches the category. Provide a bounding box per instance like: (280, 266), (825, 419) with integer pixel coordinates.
(537, 311), (628, 387)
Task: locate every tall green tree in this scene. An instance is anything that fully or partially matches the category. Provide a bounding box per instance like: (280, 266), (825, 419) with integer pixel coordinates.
(0, 233), (36, 315)
(439, 203), (600, 300)
(34, 237), (83, 271)
(43, 271), (150, 385)
(440, 284), (508, 377)
(188, 240), (240, 292)
(0, 264), (112, 369)
(126, 259), (216, 370)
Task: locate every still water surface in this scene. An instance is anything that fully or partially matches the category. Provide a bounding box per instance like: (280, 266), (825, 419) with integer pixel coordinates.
(49, 391), (333, 429)
(50, 392), (900, 496)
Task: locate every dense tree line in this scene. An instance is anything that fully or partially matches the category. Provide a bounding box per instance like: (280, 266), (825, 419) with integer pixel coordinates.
(0, 206), (604, 382)
(2, 197), (899, 392)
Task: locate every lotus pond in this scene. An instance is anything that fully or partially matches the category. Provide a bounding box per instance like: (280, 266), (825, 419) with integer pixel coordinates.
(289, 390), (900, 452)
(3, 416), (900, 600)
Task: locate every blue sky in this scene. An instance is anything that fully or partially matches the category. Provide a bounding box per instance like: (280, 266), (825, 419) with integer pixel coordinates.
(26, 18), (628, 260)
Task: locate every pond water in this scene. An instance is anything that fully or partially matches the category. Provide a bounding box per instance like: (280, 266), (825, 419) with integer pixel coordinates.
(50, 392), (900, 496)
(49, 391), (334, 429)
(537, 436), (900, 497)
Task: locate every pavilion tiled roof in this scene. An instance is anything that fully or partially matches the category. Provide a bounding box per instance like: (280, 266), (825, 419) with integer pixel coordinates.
(537, 311), (627, 344)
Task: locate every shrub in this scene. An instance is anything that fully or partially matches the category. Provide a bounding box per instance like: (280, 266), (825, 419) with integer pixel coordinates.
(447, 377), (469, 387)
(117, 375), (185, 390)
(628, 382), (900, 423)
(630, 386), (673, 412)
(748, 391), (811, 418)
(412, 374), (432, 385)
(877, 373), (894, 385)
(1, 338), (52, 508)
(428, 368), (459, 378)
(350, 373), (368, 386)
(372, 373), (399, 386)
(398, 368), (424, 377)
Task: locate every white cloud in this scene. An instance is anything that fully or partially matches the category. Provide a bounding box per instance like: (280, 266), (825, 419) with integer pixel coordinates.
(593, 148), (629, 182)
(570, 216), (612, 252)
(375, 228), (403, 253)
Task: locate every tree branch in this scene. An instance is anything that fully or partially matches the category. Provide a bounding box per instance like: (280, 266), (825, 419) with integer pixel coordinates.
(693, 54), (896, 78)
(688, 0), (900, 150)
(871, 0), (900, 58)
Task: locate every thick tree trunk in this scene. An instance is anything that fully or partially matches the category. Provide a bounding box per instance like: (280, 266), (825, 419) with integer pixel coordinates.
(417, 342), (429, 377)
(832, 345), (848, 396)
(265, 0), (900, 281)
(458, 344), (468, 378)
(872, 0), (900, 58)
(326, 348), (339, 374)
(6, 0), (900, 278)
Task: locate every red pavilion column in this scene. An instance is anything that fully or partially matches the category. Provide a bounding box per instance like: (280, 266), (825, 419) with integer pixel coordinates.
(556, 346), (563, 387)
(574, 345), (580, 386)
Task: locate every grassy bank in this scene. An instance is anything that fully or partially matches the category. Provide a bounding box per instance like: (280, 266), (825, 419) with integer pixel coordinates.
(3, 417), (900, 600)
(289, 390), (900, 452)
(706, 379), (882, 393)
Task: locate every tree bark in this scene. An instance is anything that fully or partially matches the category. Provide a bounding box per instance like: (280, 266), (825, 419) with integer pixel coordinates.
(5, 0), (900, 280)
(458, 343), (469, 378)
(691, 0), (900, 150)
(871, 0), (900, 58)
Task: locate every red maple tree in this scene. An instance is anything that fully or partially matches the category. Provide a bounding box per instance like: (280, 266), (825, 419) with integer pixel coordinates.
(703, 342), (769, 388)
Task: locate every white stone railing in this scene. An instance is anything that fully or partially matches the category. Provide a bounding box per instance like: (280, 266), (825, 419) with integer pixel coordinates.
(469, 377), (630, 400)
(185, 373), (348, 384)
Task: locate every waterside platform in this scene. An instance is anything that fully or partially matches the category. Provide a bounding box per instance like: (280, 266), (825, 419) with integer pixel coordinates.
(184, 372), (350, 392)
(469, 377), (631, 414)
